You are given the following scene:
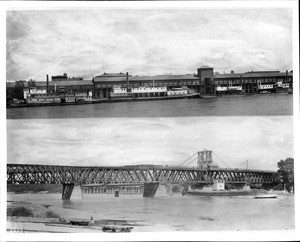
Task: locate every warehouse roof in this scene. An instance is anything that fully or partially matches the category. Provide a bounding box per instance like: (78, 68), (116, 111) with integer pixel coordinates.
(6, 80), (93, 88)
(214, 71), (292, 79)
(94, 72), (129, 78)
(93, 74), (199, 83)
(198, 66), (213, 69)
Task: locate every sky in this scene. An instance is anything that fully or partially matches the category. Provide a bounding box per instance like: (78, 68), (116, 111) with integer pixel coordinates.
(7, 116), (293, 171)
(6, 8), (293, 81)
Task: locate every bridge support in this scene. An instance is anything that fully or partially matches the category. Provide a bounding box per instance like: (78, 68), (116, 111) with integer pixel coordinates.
(62, 183), (75, 200)
(143, 182), (159, 197)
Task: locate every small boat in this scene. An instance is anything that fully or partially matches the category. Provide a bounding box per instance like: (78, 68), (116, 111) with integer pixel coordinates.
(102, 225), (133, 233)
(199, 95), (217, 99)
(254, 194), (278, 199)
(259, 90), (272, 94)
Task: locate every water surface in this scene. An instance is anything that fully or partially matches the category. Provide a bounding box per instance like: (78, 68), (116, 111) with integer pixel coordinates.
(7, 192), (295, 231)
(7, 94), (293, 119)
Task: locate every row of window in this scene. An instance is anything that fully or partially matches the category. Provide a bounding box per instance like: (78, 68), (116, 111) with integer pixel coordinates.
(95, 78), (292, 88)
(28, 98), (60, 101)
(96, 82), (200, 89)
(215, 78), (292, 85)
(83, 187), (143, 194)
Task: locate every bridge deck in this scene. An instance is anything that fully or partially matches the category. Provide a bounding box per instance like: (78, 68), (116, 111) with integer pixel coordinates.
(7, 163), (279, 185)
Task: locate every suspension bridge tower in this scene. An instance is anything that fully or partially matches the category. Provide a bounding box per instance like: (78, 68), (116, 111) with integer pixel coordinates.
(197, 149), (219, 169)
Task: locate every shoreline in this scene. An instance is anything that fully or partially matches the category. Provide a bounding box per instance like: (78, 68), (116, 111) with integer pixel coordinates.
(6, 192), (295, 232)
(7, 92), (293, 109)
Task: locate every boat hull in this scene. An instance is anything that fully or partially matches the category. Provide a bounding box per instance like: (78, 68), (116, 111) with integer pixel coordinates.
(183, 189), (263, 197)
(254, 195), (278, 199)
(105, 93), (199, 102)
(7, 101), (93, 108)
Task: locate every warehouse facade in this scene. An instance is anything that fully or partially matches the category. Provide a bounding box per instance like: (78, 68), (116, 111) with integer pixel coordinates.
(92, 66), (293, 97)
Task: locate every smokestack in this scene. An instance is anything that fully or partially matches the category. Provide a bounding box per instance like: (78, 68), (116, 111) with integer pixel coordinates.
(126, 72), (129, 89)
(46, 74), (49, 93)
(286, 70), (288, 82)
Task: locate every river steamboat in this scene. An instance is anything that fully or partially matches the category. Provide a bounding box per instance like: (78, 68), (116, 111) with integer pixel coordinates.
(7, 88), (93, 107)
(108, 85), (199, 101)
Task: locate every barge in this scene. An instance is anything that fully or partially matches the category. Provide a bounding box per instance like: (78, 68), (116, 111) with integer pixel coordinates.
(182, 180), (266, 197)
(183, 189), (264, 197)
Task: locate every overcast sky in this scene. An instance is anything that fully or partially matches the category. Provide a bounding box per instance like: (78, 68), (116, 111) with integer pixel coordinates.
(6, 8), (293, 81)
(7, 116), (293, 170)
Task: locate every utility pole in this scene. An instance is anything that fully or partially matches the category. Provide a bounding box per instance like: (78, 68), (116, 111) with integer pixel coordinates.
(102, 59), (105, 74)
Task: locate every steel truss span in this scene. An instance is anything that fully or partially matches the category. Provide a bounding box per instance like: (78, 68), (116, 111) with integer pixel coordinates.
(7, 164), (279, 185)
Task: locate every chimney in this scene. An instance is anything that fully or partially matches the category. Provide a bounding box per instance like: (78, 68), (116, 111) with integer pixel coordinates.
(46, 74), (49, 93)
(126, 72), (129, 89)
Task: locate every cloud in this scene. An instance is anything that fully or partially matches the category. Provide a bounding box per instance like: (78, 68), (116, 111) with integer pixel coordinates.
(6, 8), (293, 81)
(7, 116), (293, 170)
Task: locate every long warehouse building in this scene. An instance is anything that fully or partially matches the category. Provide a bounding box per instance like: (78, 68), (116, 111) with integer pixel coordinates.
(6, 66), (293, 98)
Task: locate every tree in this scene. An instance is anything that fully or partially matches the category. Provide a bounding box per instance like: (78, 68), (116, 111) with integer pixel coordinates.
(11, 80), (26, 100)
(27, 79), (36, 87)
(277, 157), (294, 192)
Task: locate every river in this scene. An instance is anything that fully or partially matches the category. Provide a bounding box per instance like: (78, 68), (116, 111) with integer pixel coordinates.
(7, 191), (295, 232)
(7, 94), (293, 119)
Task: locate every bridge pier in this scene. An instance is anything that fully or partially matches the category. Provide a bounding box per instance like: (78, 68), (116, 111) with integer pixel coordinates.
(143, 182), (159, 197)
(62, 183), (75, 200)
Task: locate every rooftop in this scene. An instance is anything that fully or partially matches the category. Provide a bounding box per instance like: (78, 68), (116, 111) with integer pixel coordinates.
(94, 72), (129, 78)
(198, 66), (213, 69)
(93, 74), (199, 83)
(6, 80), (93, 88)
(214, 71), (292, 79)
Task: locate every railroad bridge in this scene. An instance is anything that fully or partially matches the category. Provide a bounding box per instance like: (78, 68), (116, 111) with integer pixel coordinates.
(7, 163), (279, 200)
(7, 149), (280, 200)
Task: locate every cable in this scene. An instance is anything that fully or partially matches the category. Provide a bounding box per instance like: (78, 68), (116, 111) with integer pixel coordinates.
(185, 156), (198, 166)
(213, 152), (230, 168)
(178, 152), (198, 166)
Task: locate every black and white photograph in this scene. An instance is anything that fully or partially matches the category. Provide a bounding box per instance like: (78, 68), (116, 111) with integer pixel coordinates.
(1, 0), (299, 241)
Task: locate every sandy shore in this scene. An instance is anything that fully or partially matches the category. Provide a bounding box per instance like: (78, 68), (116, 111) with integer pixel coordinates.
(7, 200), (155, 233)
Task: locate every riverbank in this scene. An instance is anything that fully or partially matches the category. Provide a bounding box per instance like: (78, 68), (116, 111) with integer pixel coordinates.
(7, 201), (145, 233)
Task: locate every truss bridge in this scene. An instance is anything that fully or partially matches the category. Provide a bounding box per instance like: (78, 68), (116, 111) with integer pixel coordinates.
(7, 163), (279, 200)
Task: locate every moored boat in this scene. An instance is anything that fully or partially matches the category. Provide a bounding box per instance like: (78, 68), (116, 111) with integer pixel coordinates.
(199, 95), (218, 98)
(183, 189), (263, 197)
(259, 90), (272, 94)
(7, 88), (93, 108)
(182, 180), (266, 197)
(108, 85), (199, 101)
(254, 194), (278, 199)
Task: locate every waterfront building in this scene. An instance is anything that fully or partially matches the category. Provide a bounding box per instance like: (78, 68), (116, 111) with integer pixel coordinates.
(6, 66), (293, 100)
(93, 73), (200, 98)
(214, 70), (293, 94)
(92, 66), (293, 98)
